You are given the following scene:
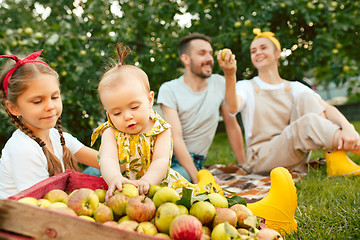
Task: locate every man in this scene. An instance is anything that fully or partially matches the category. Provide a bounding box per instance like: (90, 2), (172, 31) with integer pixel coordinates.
(157, 33), (245, 183)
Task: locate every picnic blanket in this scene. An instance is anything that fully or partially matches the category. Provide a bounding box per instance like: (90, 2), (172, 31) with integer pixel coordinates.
(204, 162), (318, 203)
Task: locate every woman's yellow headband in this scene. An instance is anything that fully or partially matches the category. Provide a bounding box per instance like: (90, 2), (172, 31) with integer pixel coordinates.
(253, 28), (281, 51)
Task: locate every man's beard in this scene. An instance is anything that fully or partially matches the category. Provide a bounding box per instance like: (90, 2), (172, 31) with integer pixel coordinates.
(190, 61), (213, 79)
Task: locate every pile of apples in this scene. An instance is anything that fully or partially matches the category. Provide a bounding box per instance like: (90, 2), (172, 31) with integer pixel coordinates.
(17, 184), (283, 240)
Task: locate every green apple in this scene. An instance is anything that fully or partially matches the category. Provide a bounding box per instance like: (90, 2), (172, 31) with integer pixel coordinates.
(208, 192), (228, 208)
(106, 193), (129, 218)
(155, 202), (180, 234)
(177, 204), (189, 215)
(148, 185), (161, 198)
(211, 222), (239, 240)
(38, 199), (52, 208)
(95, 189), (106, 203)
(48, 202), (68, 210)
(18, 197), (38, 206)
(152, 187), (180, 208)
(221, 48), (229, 61)
(118, 215), (131, 223)
(79, 215), (96, 222)
(137, 221), (158, 236)
(94, 203), (114, 223)
(119, 183), (139, 198)
(234, 21), (242, 28)
(43, 189), (69, 204)
(80, 50), (87, 56)
(24, 27), (33, 35)
(189, 201), (216, 225)
(67, 188), (99, 216)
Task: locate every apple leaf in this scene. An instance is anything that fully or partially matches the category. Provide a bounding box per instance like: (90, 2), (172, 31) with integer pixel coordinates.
(202, 183), (213, 193)
(226, 195), (247, 207)
(243, 215), (258, 230)
(175, 187), (193, 209)
(191, 193), (209, 205)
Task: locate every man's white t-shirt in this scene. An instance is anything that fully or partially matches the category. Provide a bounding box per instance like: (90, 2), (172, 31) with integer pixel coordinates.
(0, 128), (83, 199)
(157, 74), (226, 156)
(236, 76), (320, 143)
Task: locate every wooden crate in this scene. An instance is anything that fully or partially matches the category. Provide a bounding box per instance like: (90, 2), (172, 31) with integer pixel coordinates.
(0, 170), (160, 240)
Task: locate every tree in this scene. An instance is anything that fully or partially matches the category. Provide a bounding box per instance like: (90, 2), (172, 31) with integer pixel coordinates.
(0, 0), (359, 150)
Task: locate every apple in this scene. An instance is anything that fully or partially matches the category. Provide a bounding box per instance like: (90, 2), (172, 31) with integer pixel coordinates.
(80, 50), (87, 56)
(79, 215), (96, 222)
(244, 20), (252, 27)
(211, 222), (239, 240)
(148, 185), (161, 198)
(18, 197), (38, 206)
(202, 226), (211, 236)
(118, 215), (131, 223)
(189, 201), (216, 225)
(34, 32), (43, 39)
(103, 221), (121, 228)
(48, 202), (68, 210)
(126, 195), (156, 222)
(221, 48), (229, 61)
(169, 215), (203, 240)
(24, 27), (33, 35)
(94, 203), (114, 223)
(234, 21), (242, 28)
(200, 234), (211, 240)
(117, 220), (139, 231)
(230, 204), (253, 228)
(51, 207), (77, 217)
(155, 202), (180, 234)
(212, 207), (237, 228)
(38, 199), (52, 208)
(67, 188), (99, 216)
(117, 183), (139, 198)
(154, 233), (171, 239)
(256, 228), (283, 240)
(95, 189), (106, 203)
(177, 204), (189, 215)
(106, 193), (129, 218)
(152, 187), (180, 208)
(43, 189), (69, 204)
(137, 221), (158, 236)
(208, 192), (228, 208)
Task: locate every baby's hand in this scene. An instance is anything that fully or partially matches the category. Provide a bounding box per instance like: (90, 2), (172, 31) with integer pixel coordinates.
(133, 179), (150, 195)
(106, 175), (137, 201)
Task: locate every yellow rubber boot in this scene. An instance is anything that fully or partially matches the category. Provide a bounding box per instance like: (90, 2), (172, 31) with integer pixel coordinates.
(196, 169), (223, 195)
(247, 167), (297, 234)
(324, 150), (360, 177)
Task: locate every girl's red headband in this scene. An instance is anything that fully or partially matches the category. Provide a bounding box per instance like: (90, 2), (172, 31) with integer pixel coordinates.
(0, 49), (50, 97)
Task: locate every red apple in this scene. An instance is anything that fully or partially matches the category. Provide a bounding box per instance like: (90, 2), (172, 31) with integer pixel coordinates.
(230, 204), (253, 228)
(106, 193), (129, 218)
(169, 215), (203, 240)
(67, 188), (99, 216)
(94, 203), (114, 223)
(256, 228), (284, 240)
(212, 207), (237, 228)
(117, 220), (139, 231)
(126, 195), (156, 222)
(103, 221), (120, 228)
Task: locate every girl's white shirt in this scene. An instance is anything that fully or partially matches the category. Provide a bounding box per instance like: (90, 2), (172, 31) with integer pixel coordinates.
(0, 128), (83, 199)
(235, 76), (320, 143)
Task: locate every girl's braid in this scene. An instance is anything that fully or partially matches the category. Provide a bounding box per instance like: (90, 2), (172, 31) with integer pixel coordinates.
(55, 117), (79, 171)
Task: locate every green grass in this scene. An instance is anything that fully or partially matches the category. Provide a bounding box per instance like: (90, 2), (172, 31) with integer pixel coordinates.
(205, 121), (360, 239)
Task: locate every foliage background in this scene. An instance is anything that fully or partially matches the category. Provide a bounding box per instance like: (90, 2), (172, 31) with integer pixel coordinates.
(1, 0), (359, 150)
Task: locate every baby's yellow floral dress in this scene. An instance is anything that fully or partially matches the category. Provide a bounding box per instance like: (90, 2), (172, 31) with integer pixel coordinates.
(91, 110), (197, 192)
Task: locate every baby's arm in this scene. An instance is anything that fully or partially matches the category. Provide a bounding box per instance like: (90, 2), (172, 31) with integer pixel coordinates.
(139, 129), (172, 194)
(99, 128), (137, 199)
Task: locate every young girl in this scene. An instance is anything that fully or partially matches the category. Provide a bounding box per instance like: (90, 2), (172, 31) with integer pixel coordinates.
(0, 50), (99, 199)
(91, 44), (192, 198)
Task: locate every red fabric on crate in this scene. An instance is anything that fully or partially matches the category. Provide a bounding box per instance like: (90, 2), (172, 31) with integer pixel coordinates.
(65, 170), (108, 192)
